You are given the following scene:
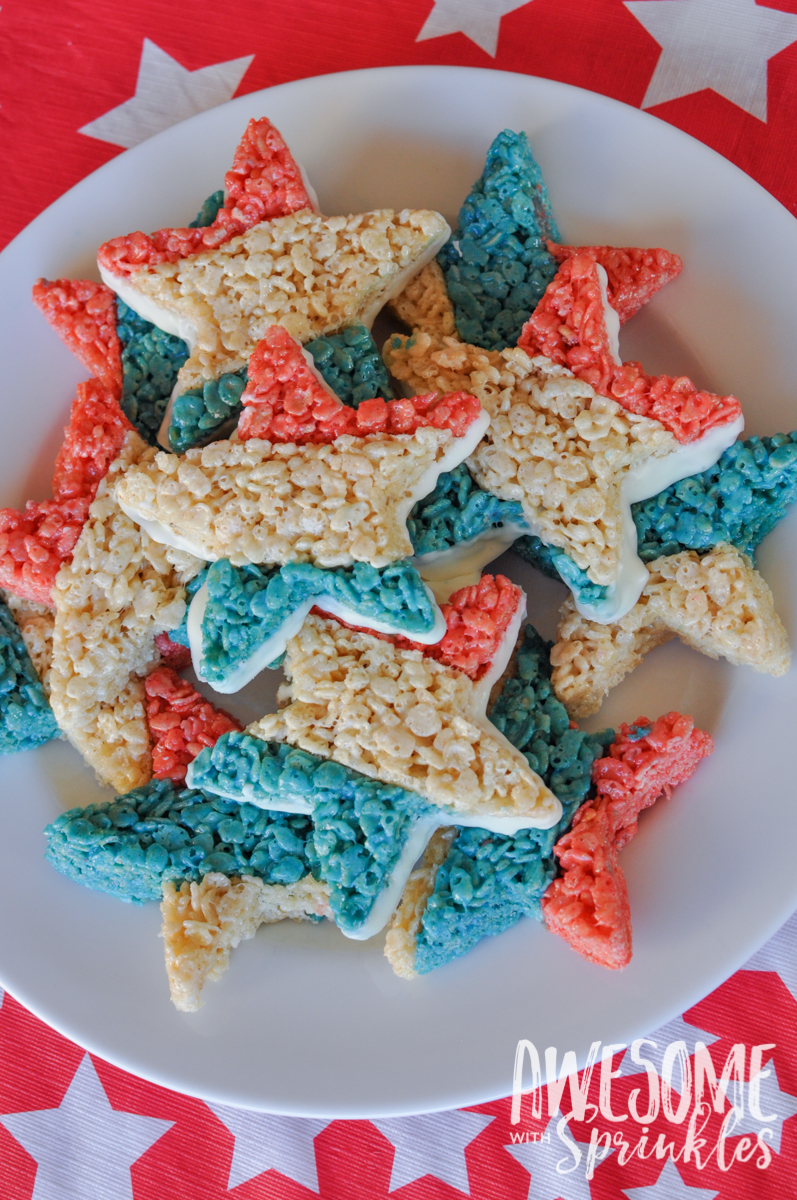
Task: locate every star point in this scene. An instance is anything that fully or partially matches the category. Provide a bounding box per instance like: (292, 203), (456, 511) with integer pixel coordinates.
(208, 1104), (330, 1192)
(79, 38), (254, 149)
(374, 1110), (493, 1192)
(626, 0), (797, 122)
(417, 0), (534, 56)
(0, 1054), (172, 1200)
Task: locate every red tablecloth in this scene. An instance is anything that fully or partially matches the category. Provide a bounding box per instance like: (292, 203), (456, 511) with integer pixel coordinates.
(2, 2), (797, 1196)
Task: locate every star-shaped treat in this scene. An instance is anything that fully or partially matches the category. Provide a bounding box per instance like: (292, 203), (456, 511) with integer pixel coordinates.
(385, 332), (739, 621)
(49, 433), (201, 792)
(33, 276), (190, 446)
(182, 557), (445, 695)
(80, 38), (254, 148)
(548, 431), (797, 716)
(541, 713), (713, 968)
(98, 117), (450, 395)
(517, 249), (742, 444)
(385, 621), (613, 978)
(115, 387), (489, 569)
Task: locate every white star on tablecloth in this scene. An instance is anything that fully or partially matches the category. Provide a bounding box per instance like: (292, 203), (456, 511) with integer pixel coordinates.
(207, 1103), (330, 1192)
(743, 908), (797, 1004)
(618, 1013), (719, 1077)
(79, 38), (254, 149)
(373, 1110), (493, 1193)
(416, 0), (533, 56)
(625, 0), (797, 121)
(623, 1158), (719, 1199)
(504, 1114), (607, 1200)
(718, 1060), (797, 1154)
(0, 1054), (172, 1200)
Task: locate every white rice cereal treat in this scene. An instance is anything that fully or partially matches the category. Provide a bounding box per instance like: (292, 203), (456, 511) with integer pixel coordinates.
(161, 872), (331, 1012)
(551, 543), (791, 717)
(115, 425), (483, 569)
(49, 432), (202, 792)
(3, 592), (55, 694)
(103, 208), (450, 392)
(389, 260), (457, 339)
(385, 332), (680, 592)
(251, 614), (561, 823)
(384, 826), (457, 980)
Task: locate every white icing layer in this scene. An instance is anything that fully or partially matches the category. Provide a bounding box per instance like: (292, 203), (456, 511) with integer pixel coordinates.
(394, 409), (492, 539)
(572, 413), (746, 624)
(188, 577), (446, 694)
(413, 521), (528, 602)
(596, 263), (622, 366)
(471, 588), (528, 715)
(343, 815), (442, 941)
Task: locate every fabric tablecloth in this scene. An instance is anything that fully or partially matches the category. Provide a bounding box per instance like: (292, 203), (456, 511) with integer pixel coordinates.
(1, 2), (797, 1196)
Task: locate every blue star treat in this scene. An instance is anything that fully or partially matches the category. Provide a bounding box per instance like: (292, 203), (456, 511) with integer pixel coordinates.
(384, 622), (613, 977)
(435, 130), (562, 351)
(0, 597), (59, 754)
(116, 300), (189, 445)
(307, 324), (393, 408)
(182, 558), (444, 694)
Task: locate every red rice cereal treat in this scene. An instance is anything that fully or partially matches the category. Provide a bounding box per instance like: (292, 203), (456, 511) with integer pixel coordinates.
(547, 243), (682, 325)
(400, 573), (523, 680)
(97, 118), (314, 280)
(154, 632), (192, 671)
(145, 667), (241, 783)
(518, 253), (742, 443)
(551, 544), (791, 718)
(32, 278), (122, 395)
(251, 612), (559, 824)
(0, 381), (132, 605)
(541, 712), (713, 968)
(239, 326), (481, 444)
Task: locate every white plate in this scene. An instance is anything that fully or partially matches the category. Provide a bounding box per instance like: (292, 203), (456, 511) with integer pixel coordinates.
(1, 65), (797, 1119)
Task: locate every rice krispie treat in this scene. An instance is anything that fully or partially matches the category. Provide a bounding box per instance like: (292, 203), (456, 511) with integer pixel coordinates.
(551, 544), (791, 717)
(115, 396), (490, 570)
(2, 592), (55, 694)
(0, 380), (133, 605)
(162, 872), (330, 1012)
(144, 667), (241, 783)
(518, 251), (741, 444)
(542, 714), (713, 968)
(385, 622), (612, 978)
(184, 558), (444, 694)
(49, 432), (201, 792)
(547, 242), (683, 325)
(385, 332), (739, 621)
(0, 597), (59, 753)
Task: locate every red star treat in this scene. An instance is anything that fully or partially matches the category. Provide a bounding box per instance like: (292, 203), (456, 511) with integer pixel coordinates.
(547, 242), (683, 325)
(541, 712), (713, 968)
(238, 326), (482, 444)
(31, 278), (122, 395)
(518, 252), (742, 443)
(144, 667), (241, 783)
(0, 381), (132, 604)
(97, 117), (314, 279)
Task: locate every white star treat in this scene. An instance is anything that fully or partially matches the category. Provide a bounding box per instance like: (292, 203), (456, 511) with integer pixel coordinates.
(417, 0), (534, 56)
(80, 38), (254, 149)
(0, 1054), (172, 1200)
(373, 1110), (493, 1192)
(626, 0), (797, 122)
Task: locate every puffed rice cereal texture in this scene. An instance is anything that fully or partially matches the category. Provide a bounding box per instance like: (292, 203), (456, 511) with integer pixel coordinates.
(161, 871), (331, 1011)
(389, 260), (457, 339)
(551, 544), (791, 717)
(384, 827), (457, 979)
(385, 332), (678, 589)
(3, 592), (55, 693)
(115, 426), (471, 569)
(50, 432), (202, 792)
(110, 208), (450, 392)
(250, 613), (561, 822)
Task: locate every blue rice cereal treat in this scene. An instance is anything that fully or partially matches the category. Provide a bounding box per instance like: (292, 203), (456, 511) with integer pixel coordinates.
(116, 300), (190, 445)
(384, 623), (613, 977)
(187, 734), (439, 938)
(408, 464), (528, 598)
(165, 367), (248, 454)
(0, 597), (59, 753)
(189, 191), (225, 229)
(632, 432), (797, 563)
(514, 533), (609, 608)
(185, 558), (444, 693)
(307, 324), (393, 408)
(435, 130), (562, 350)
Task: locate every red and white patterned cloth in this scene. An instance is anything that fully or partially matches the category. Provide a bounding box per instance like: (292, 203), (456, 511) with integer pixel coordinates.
(2, 2), (797, 1196)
